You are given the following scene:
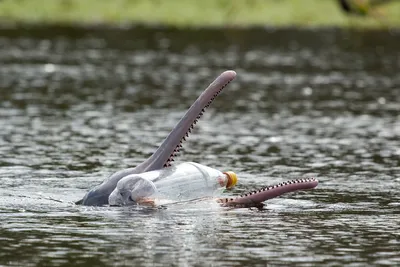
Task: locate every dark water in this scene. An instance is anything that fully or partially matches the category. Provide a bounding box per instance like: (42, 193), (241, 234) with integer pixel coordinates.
(0, 25), (399, 266)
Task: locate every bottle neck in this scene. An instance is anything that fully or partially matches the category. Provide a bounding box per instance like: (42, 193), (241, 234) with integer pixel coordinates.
(218, 172), (237, 189)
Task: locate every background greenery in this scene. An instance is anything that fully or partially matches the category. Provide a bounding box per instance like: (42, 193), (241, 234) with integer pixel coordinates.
(0, 0), (399, 27)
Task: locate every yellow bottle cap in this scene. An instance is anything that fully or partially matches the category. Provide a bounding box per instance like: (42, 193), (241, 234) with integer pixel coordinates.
(223, 171), (237, 189)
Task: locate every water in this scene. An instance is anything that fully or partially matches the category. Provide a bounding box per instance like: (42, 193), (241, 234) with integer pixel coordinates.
(0, 25), (399, 266)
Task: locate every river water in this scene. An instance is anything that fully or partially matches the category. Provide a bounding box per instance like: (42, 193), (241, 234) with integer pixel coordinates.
(0, 25), (399, 266)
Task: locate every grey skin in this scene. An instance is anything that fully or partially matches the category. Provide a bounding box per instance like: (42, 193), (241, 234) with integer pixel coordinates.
(78, 70), (237, 206)
(78, 70), (318, 207)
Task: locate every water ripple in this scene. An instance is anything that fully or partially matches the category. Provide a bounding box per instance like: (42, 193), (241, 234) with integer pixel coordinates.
(0, 26), (399, 267)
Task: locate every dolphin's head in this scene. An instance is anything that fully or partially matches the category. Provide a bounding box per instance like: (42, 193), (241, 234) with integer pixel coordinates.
(108, 175), (157, 206)
(78, 70), (237, 206)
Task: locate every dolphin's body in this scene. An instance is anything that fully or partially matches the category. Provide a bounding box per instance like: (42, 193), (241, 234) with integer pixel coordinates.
(78, 71), (318, 207)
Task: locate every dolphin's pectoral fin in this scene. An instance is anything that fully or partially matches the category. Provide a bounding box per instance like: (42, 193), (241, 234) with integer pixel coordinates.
(216, 178), (318, 209)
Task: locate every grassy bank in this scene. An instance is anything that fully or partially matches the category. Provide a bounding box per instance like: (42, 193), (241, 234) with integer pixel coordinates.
(0, 0), (399, 28)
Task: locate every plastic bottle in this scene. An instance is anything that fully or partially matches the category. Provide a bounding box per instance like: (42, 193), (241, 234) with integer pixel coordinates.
(109, 162), (237, 206)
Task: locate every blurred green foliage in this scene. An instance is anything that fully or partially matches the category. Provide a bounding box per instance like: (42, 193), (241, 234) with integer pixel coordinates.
(0, 0), (398, 27)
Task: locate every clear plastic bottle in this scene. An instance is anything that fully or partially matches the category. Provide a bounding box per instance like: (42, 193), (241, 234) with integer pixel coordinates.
(108, 162), (237, 206)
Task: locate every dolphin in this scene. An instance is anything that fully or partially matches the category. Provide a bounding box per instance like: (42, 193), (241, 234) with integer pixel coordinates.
(77, 70), (318, 207)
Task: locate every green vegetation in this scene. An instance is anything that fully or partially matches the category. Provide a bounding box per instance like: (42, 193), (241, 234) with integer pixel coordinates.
(0, 0), (399, 28)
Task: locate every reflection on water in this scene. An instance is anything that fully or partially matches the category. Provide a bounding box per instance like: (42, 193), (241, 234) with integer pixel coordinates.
(0, 25), (399, 266)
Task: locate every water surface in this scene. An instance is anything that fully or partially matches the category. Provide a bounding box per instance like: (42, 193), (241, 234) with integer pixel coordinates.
(0, 25), (399, 266)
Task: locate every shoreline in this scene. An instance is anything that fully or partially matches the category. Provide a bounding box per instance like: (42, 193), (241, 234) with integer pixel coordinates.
(0, 22), (398, 33)
(0, 0), (399, 29)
